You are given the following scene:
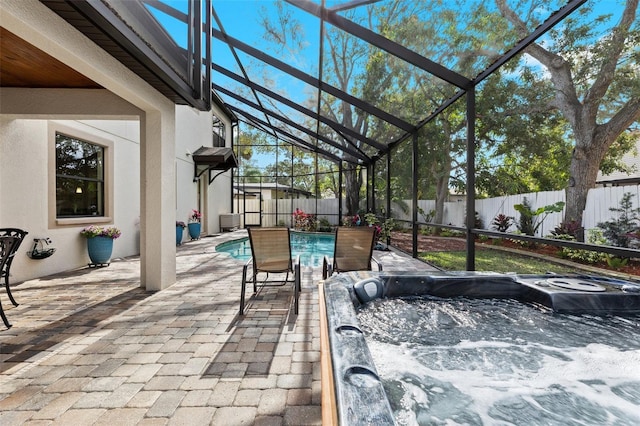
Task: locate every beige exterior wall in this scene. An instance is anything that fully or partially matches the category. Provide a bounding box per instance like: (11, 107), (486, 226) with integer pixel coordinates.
(0, 117), (140, 282)
(0, 0), (233, 288)
(174, 105), (233, 237)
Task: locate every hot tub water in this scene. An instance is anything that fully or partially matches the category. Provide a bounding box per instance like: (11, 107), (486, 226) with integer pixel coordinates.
(359, 297), (640, 425)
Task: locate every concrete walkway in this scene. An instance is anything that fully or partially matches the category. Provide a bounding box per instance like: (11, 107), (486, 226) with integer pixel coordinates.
(0, 231), (434, 425)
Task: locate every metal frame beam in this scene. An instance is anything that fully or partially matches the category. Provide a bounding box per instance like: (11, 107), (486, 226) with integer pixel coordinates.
(213, 65), (387, 151)
(211, 29), (413, 133)
(215, 84), (370, 162)
(287, 0), (471, 89)
(227, 105), (352, 164)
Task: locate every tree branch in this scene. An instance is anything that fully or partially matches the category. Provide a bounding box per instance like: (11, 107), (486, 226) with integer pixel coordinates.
(596, 96), (640, 145)
(584, 0), (639, 109)
(495, 0), (582, 127)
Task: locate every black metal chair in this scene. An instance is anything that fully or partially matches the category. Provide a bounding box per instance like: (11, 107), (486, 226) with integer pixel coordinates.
(0, 228), (28, 310)
(240, 228), (301, 316)
(0, 234), (24, 328)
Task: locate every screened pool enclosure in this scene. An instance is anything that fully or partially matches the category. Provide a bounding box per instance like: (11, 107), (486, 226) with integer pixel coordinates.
(45, 0), (640, 267)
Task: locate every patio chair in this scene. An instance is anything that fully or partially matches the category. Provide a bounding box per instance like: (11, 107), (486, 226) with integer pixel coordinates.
(322, 227), (382, 279)
(0, 228), (28, 309)
(0, 234), (24, 328)
(240, 228), (301, 316)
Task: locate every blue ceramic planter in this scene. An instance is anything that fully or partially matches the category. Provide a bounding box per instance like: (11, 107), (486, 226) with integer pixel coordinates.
(87, 236), (114, 265)
(188, 222), (201, 240)
(176, 226), (184, 245)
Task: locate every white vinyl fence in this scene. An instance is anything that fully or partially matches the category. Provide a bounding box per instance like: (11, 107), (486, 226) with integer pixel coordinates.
(234, 185), (640, 236)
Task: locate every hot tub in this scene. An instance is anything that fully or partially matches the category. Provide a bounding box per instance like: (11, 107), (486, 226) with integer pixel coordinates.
(320, 271), (640, 425)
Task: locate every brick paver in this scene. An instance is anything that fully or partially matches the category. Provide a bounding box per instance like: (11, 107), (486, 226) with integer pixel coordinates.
(0, 231), (433, 424)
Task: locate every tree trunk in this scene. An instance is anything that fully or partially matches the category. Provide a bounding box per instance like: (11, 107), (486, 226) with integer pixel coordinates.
(565, 132), (610, 238)
(434, 165), (452, 225)
(344, 165), (361, 216)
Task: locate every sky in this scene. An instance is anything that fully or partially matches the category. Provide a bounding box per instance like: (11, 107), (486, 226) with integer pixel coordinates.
(144, 0), (633, 171)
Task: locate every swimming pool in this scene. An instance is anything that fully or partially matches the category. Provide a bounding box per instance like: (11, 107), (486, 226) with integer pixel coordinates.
(216, 231), (335, 267)
(322, 271), (640, 425)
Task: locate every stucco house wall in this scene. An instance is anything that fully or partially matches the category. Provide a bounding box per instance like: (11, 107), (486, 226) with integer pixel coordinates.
(174, 105), (234, 237)
(0, 1), (234, 287)
(0, 107), (232, 284)
(0, 117), (141, 282)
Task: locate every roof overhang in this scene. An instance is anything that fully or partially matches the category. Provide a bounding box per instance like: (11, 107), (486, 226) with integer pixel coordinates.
(192, 146), (238, 184)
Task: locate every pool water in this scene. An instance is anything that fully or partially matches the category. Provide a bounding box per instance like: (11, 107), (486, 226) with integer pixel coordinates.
(358, 296), (640, 425)
(216, 231), (335, 267)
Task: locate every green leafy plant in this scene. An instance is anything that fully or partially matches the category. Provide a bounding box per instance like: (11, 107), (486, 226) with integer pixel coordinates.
(514, 197), (565, 236)
(597, 192), (640, 248)
(417, 207), (435, 223)
(380, 218), (395, 242)
(317, 217), (332, 232)
(559, 229), (607, 264)
(364, 212), (378, 227)
(605, 255), (628, 269)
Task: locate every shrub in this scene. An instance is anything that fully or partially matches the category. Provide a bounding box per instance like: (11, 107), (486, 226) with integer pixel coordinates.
(551, 220), (583, 238)
(597, 192), (640, 248)
(491, 213), (514, 232)
(292, 208), (317, 232)
(317, 217), (332, 232)
(560, 229), (607, 264)
(417, 207), (435, 223)
(514, 197), (565, 236)
(474, 211), (483, 229)
(605, 255), (628, 269)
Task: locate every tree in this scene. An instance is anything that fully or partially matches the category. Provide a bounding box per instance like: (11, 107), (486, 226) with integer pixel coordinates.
(497, 0), (640, 236)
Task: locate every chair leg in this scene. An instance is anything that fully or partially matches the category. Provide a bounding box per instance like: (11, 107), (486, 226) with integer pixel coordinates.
(0, 299), (11, 329)
(240, 263), (249, 316)
(252, 270), (258, 293)
(294, 264), (300, 315)
(5, 275), (18, 306)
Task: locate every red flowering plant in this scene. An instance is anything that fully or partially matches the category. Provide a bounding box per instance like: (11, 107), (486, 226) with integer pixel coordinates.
(189, 209), (202, 223)
(292, 208), (317, 232)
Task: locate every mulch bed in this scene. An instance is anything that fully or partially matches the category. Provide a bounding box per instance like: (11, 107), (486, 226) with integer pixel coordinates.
(390, 231), (640, 277)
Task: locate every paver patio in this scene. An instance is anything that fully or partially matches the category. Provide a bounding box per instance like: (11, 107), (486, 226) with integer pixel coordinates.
(0, 231), (433, 425)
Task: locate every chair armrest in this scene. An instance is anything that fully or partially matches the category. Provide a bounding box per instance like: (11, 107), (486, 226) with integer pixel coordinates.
(322, 255), (333, 279)
(293, 255), (301, 270)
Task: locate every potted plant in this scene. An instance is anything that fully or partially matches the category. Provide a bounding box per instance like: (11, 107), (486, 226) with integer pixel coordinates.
(176, 221), (186, 246)
(80, 225), (121, 266)
(187, 209), (202, 240)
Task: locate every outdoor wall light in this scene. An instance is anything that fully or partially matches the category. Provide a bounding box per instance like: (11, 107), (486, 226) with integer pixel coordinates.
(75, 187), (83, 194)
